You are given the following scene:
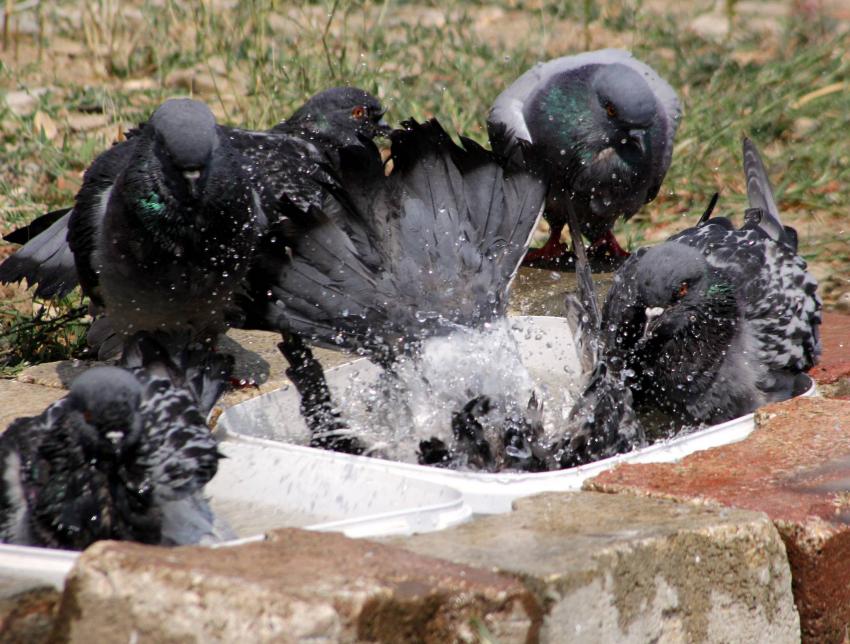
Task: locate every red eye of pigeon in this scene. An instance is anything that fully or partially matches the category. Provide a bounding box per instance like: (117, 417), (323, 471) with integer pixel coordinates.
(605, 102), (617, 118)
(677, 281), (689, 299)
(351, 106), (366, 119)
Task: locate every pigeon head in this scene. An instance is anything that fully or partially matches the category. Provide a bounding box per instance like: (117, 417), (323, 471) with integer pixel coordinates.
(528, 62), (659, 170)
(589, 63), (657, 154)
(150, 98), (219, 199)
(286, 86), (390, 143)
(634, 243), (736, 342)
(68, 367), (144, 458)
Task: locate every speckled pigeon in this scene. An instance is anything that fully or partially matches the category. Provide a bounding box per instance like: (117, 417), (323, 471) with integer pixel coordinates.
(244, 118), (550, 470)
(487, 49), (681, 267)
(0, 332), (233, 550)
(594, 138), (821, 426)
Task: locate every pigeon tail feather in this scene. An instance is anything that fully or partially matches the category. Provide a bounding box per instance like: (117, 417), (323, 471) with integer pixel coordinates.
(742, 137), (794, 247)
(0, 211), (78, 298)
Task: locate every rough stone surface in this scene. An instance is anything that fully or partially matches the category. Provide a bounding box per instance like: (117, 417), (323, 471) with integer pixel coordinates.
(398, 492), (800, 643)
(0, 587), (61, 644)
(54, 528), (540, 643)
(0, 380), (65, 433)
(587, 396), (850, 643)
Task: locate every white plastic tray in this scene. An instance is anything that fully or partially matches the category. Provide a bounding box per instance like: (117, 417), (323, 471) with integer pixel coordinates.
(218, 315), (817, 513)
(206, 440), (471, 539)
(0, 438), (473, 593)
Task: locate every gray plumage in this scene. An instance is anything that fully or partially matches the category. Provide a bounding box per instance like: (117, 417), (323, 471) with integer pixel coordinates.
(557, 199), (644, 467)
(0, 89), (389, 353)
(488, 49), (681, 250)
(250, 118), (550, 470)
(4, 99), (264, 358)
(596, 138), (821, 425)
(253, 118), (546, 361)
(0, 333), (233, 550)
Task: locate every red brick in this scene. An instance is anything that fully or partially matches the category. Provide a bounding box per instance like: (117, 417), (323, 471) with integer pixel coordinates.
(811, 312), (850, 385)
(586, 396), (850, 644)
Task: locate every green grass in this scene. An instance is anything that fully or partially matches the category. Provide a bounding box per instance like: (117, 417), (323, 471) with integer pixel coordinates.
(1, 0), (848, 373)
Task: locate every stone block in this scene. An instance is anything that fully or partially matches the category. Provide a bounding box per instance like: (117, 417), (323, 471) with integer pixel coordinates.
(54, 528), (540, 643)
(0, 380), (66, 433)
(587, 396), (850, 643)
(399, 491), (799, 643)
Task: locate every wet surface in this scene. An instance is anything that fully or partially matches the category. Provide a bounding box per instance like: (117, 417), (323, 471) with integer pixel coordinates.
(508, 267), (614, 317)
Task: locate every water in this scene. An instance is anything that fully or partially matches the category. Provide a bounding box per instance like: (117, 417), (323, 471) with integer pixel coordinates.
(209, 498), (332, 537)
(275, 318), (582, 466)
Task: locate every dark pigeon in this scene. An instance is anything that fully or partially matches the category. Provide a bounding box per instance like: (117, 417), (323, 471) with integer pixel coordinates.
(0, 332), (233, 550)
(245, 118), (550, 470)
(487, 49), (681, 267)
(0, 89), (388, 355)
(0, 98), (265, 358)
(225, 86), (389, 221)
(595, 138), (821, 426)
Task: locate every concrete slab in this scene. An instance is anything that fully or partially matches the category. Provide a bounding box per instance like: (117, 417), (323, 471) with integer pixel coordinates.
(0, 380), (65, 433)
(587, 396), (850, 643)
(397, 491), (800, 643)
(55, 529), (540, 643)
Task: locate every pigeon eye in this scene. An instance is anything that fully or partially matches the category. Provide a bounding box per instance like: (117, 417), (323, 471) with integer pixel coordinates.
(351, 106), (366, 119)
(676, 281), (689, 299)
(605, 102), (617, 118)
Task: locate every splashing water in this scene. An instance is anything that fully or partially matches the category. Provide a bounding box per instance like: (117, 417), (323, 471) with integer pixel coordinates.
(326, 318), (580, 466)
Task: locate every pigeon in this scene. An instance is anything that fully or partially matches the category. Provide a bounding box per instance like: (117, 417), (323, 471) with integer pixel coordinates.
(0, 332), (233, 550)
(594, 138), (821, 426)
(487, 49), (681, 267)
(225, 86), (389, 221)
(0, 98), (265, 358)
(243, 118), (550, 471)
(0, 89), (389, 356)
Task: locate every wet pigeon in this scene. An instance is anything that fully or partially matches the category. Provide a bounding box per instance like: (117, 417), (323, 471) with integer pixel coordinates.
(595, 139), (821, 425)
(0, 89), (389, 355)
(0, 333), (233, 550)
(225, 86), (389, 221)
(244, 118), (550, 470)
(487, 49), (681, 267)
(0, 98), (265, 358)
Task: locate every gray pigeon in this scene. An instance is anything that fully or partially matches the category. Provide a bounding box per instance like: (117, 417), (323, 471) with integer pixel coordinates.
(487, 49), (681, 267)
(247, 118), (550, 471)
(0, 89), (389, 355)
(0, 98), (265, 357)
(0, 332), (233, 550)
(595, 139), (821, 426)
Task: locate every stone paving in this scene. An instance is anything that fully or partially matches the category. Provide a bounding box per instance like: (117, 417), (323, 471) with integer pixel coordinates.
(1, 269), (849, 642)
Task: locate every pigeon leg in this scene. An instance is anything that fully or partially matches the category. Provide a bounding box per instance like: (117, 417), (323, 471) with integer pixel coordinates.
(277, 333), (365, 455)
(522, 222), (571, 266)
(586, 230), (630, 265)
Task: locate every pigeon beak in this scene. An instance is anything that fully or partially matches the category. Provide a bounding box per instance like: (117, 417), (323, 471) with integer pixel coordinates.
(374, 109), (391, 136)
(183, 169), (201, 198)
(628, 128), (647, 154)
(643, 306), (665, 339)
